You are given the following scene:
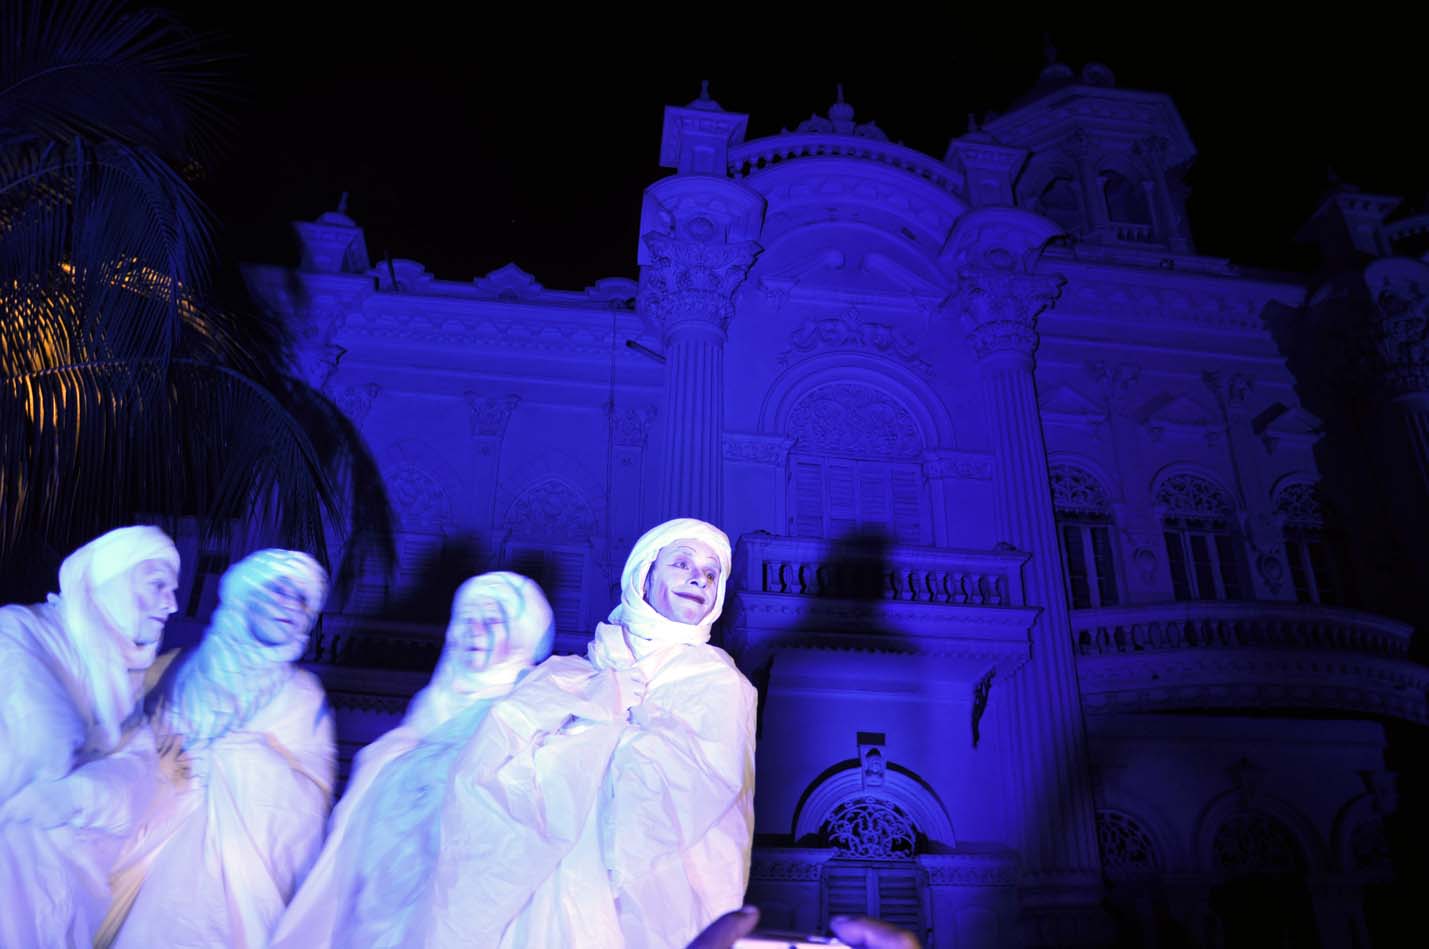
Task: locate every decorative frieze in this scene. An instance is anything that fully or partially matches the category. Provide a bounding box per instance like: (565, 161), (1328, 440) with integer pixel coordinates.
(778, 307), (933, 377)
(723, 432), (794, 466)
(923, 450), (995, 481)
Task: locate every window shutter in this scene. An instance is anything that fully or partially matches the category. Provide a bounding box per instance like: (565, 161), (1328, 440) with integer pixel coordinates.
(874, 866), (924, 934)
(827, 461), (859, 538)
(890, 466), (925, 545)
(822, 865), (872, 919)
(792, 460), (825, 537)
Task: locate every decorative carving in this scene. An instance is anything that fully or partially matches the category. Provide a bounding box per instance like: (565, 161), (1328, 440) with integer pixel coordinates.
(724, 433), (794, 466)
(1096, 810), (1160, 875)
(1049, 464), (1112, 516)
(1256, 553), (1285, 594)
(749, 855), (824, 882)
(1087, 360), (1141, 394)
(778, 307), (933, 376)
(1132, 546), (1158, 584)
(821, 797), (919, 859)
(949, 269), (1063, 360)
(610, 405), (657, 448)
(923, 451), (994, 481)
(335, 382), (381, 427)
(1156, 473), (1233, 523)
(1212, 812), (1306, 874)
(972, 668), (995, 748)
(504, 479), (596, 543)
(637, 233), (759, 339)
(387, 465), (451, 530)
(786, 383), (923, 459)
(861, 748), (886, 788)
(1275, 482), (1326, 529)
(464, 392), (520, 438)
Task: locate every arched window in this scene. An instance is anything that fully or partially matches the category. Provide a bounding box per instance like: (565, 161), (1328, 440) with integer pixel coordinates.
(786, 383), (928, 544)
(1276, 483), (1342, 606)
(1096, 809), (1161, 878)
(1157, 474), (1245, 601)
(819, 798), (928, 939)
(1050, 464), (1119, 609)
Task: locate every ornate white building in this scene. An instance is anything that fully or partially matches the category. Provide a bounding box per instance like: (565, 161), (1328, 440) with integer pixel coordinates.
(232, 69), (1429, 948)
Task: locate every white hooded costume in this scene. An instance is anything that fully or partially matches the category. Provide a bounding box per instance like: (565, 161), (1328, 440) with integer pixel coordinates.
(105, 548), (336, 949)
(270, 571), (557, 949)
(0, 526), (180, 948)
(429, 517), (758, 948)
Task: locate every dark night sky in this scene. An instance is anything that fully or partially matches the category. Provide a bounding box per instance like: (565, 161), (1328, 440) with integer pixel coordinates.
(164, 8), (1424, 292)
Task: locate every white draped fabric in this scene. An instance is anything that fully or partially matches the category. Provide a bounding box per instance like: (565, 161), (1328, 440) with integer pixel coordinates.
(107, 549), (335, 949)
(271, 572), (556, 949)
(428, 518), (758, 949)
(0, 526), (179, 948)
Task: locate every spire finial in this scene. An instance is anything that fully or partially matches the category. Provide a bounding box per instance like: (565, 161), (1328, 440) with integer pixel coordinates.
(337, 191), (349, 215)
(836, 83), (845, 104)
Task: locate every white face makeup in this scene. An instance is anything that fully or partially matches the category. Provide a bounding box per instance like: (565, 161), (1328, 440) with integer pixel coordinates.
(130, 558), (179, 652)
(248, 575), (317, 649)
(450, 595), (514, 673)
(643, 539), (722, 625)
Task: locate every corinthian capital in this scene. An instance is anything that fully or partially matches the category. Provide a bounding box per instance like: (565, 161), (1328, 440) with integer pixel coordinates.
(637, 232), (760, 340)
(950, 269), (1064, 361)
(1365, 258), (1429, 397)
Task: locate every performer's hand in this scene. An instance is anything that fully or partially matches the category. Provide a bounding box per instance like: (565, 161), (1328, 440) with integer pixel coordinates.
(156, 732), (192, 786)
(613, 664), (647, 714)
(829, 916), (921, 949)
(686, 906), (760, 948)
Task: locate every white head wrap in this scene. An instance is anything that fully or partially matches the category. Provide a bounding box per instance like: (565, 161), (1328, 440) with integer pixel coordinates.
(404, 571), (555, 735)
(591, 518), (731, 667)
(47, 525), (180, 751)
(160, 548), (328, 745)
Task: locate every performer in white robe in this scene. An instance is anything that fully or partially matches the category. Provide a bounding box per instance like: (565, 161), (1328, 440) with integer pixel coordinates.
(434, 517), (758, 949)
(270, 571), (557, 949)
(105, 548), (335, 949)
(0, 526), (180, 948)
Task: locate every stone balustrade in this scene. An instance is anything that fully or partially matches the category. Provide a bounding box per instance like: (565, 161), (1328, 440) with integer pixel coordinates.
(735, 533), (1027, 608)
(1071, 601), (1413, 660)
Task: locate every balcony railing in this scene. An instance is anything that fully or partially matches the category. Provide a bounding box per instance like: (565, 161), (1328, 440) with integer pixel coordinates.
(736, 533), (1028, 608)
(1071, 601), (1413, 661)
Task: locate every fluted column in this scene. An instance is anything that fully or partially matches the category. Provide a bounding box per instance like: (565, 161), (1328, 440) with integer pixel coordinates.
(638, 232), (758, 524)
(951, 266), (1107, 944)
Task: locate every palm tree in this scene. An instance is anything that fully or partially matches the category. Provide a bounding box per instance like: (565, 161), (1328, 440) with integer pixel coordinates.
(0, 0), (393, 601)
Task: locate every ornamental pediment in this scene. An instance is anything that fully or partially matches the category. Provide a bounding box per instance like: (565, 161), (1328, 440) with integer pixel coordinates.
(1253, 402), (1324, 453)
(473, 262), (545, 301)
(1136, 392), (1214, 438)
(1039, 384), (1107, 426)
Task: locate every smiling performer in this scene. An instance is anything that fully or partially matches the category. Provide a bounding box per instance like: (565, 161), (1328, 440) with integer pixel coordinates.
(104, 549), (335, 949)
(433, 517), (757, 948)
(0, 526), (181, 948)
(270, 571), (555, 949)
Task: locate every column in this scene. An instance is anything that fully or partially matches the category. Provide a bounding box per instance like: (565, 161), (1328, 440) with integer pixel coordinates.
(951, 264), (1109, 945)
(638, 232), (758, 524)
